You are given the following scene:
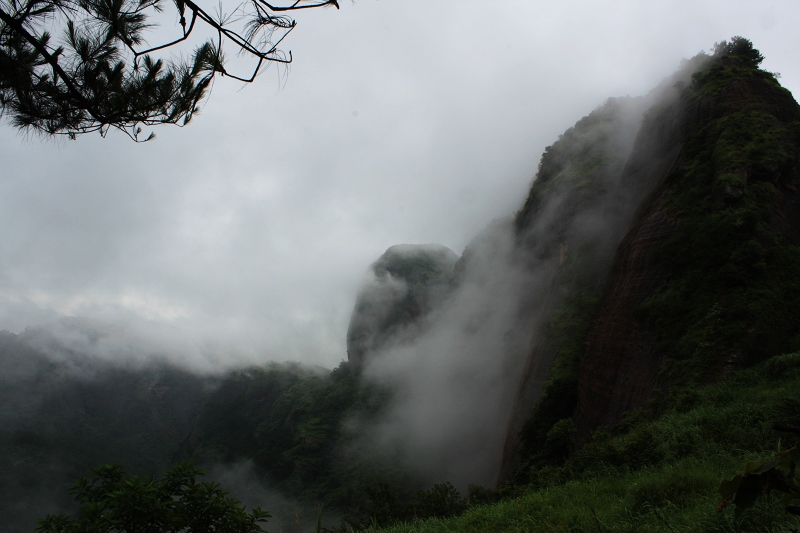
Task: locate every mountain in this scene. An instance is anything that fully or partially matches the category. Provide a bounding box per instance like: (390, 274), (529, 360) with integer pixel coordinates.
(499, 37), (800, 482)
(4, 36), (800, 533)
(346, 243), (459, 367)
(0, 325), (214, 532)
(346, 38), (800, 488)
(573, 41), (800, 440)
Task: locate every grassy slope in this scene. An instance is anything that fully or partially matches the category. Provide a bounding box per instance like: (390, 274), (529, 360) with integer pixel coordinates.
(363, 353), (800, 532)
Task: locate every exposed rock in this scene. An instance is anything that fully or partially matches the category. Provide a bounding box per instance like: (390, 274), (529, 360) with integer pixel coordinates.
(346, 244), (459, 367)
(499, 40), (800, 482)
(496, 91), (671, 484)
(573, 44), (800, 441)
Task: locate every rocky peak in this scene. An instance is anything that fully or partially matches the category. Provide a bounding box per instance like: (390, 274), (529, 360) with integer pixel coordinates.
(346, 243), (459, 367)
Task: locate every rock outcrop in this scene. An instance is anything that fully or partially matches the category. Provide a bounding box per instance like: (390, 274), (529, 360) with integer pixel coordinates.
(346, 244), (459, 367)
(500, 38), (800, 482)
(574, 42), (800, 440)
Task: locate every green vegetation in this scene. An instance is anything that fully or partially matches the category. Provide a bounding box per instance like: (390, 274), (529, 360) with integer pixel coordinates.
(639, 45), (800, 384)
(514, 96), (636, 231)
(181, 361), (506, 529)
(37, 462), (269, 532)
(1, 0), (337, 139)
(373, 37), (800, 533)
(510, 94), (644, 479)
(0, 342), (215, 532)
(181, 363), (392, 507)
(310, 37), (800, 532)
(17, 36), (800, 533)
(719, 447), (800, 519)
(511, 36), (800, 492)
(361, 353), (800, 532)
(347, 244), (459, 367)
(515, 286), (601, 478)
(690, 37), (784, 98)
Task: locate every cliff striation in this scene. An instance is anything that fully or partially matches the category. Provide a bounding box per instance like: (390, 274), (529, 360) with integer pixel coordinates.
(500, 38), (800, 482)
(573, 39), (800, 441)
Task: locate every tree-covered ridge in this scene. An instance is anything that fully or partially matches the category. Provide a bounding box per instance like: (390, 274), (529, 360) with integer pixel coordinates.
(0, 329), (216, 531)
(0, 329), (418, 531)
(174, 357), (505, 530)
(176, 362), (396, 509)
(639, 37), (800, 383)
(690, 37), (781, 98)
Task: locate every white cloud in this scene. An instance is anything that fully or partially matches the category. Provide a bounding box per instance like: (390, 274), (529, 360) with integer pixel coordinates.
(1, 0), (799, 369)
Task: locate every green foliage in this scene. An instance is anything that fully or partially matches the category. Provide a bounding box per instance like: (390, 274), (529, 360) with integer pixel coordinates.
(637, 47), (800, 385)
(0, 344), (216, 532)
(515, 97), (636, 230)
(465, 484), (501, 507)
(180, 361), (408, 520)
(370, 245), (458, 288)
(543, 418), (577, 461)
(361, 354), (800, 533)
(512, 94), (651, 478)
(713, 37), (765, 67)
(516, 288), (602, 477)
(719, 448), (800, 518)
(690, 38), (782, 99)
(412, 483), (467, 521)
(348, 244), (458, 367)
(0, 0), (337, 139)
(357, 480), (498, 528)
(36, 462), (269, 532)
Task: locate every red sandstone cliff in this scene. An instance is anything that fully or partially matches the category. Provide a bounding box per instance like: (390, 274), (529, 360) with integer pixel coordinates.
(499, 41), (800, 483)
(573, 62), (800, 440)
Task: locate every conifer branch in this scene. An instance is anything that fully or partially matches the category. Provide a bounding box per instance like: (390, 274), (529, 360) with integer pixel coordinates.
(0, 0), (336, 140)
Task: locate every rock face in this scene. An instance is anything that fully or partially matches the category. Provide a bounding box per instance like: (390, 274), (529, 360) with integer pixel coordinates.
(500, 39), (800, 482)
(496, 95), (658, 483)
(573, 43), (800, 440)
(571, 196), (679, 439)
(346, 244), (459, 367)
(343, 40), (800, 488)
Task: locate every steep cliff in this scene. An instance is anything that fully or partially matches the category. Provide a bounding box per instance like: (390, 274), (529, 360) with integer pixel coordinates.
(496, 95), (655, 483)
(500, 38), (800, 482)
(574, 39), (800, 440)
(496, 69), (698, 482)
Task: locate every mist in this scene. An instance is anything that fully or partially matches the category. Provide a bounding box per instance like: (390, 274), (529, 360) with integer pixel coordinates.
(346, 58), (707, 488)
(2, 1), (800, 529)
(351, 221), (541, 488)
(1, 1), (799, 370)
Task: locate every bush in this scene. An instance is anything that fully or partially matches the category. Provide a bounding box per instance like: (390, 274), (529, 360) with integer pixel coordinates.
(414, 482), (466, 520)
(36, 462), (269, 533)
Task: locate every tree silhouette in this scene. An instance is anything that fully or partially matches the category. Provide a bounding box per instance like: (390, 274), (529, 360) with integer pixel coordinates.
(0, 0), (337, 140)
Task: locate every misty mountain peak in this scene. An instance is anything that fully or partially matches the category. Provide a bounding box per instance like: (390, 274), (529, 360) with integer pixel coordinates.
(346, 243), (459, 367)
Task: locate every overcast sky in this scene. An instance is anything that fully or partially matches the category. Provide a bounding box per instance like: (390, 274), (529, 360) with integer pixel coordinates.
(0, 0), (798, 369)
